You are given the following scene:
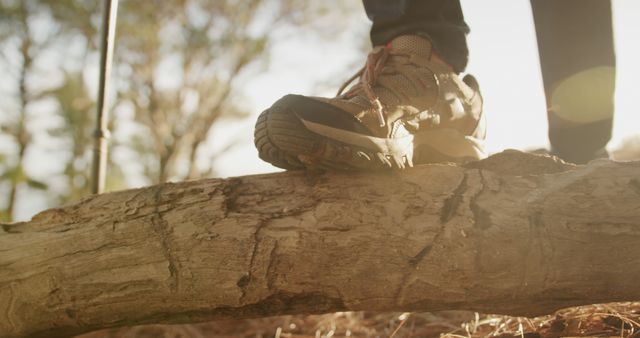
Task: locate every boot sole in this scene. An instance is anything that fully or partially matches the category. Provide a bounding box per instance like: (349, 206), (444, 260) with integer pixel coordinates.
(254, 105), (486, 171)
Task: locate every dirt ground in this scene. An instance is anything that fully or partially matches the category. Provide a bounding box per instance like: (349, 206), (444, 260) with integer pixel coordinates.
(78, 302), (640, 338)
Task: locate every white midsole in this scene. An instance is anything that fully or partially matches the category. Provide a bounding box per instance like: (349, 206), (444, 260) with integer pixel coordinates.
(300, 119), (487, 160)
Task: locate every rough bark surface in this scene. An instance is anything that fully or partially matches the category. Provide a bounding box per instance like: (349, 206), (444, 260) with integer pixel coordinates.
(1, 151), (639, 338)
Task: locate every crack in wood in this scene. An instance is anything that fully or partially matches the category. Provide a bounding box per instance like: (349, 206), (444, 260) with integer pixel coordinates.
(440, 172), (468, 224)
(52, 243), (118, 260)
(396, 207), (450, 305)
(408, 245), (433, 267)
(535, 211), (554, 291)
(470, 170), (492, 229)
(317, 226), (352, 232)
(630, 179), (640, 196)
(266, 241), (279, 292)
(186, 291), (347, 322)
(238, 199), (321, 303)
(522, 211), (544, 291)
(221, 178), (243, 217)
(239, 218), (269, 303)
(151, 185), (180, 293)
(397, 170), (493, 304)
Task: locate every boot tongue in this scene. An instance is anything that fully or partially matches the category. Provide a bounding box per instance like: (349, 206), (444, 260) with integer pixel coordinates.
(388, 35), (433, 57)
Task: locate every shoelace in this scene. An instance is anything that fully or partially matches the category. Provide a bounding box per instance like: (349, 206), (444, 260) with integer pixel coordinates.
(337, 45), (446, 129)
(337, 45), (392, 127)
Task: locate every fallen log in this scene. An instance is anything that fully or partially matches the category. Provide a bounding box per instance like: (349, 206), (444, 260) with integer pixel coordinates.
(1, 151), (639, 338)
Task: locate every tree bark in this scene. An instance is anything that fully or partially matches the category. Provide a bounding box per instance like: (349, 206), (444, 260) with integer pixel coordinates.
(1, 151), (639, 338)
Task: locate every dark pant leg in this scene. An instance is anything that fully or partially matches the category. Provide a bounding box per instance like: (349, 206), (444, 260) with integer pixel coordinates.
(531, 0), (616, 164)
(363, 0), (469, 73)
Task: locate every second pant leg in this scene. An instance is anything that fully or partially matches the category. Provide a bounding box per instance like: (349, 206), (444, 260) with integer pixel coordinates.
(363, 0), (470, 73)
(531, 0), (616, 163)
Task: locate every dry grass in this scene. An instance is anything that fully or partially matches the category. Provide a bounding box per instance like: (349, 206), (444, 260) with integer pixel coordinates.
(78, 302), (640, 338)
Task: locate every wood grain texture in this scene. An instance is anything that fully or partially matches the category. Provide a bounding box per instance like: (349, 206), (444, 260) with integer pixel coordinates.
(1, 151), (639, 338)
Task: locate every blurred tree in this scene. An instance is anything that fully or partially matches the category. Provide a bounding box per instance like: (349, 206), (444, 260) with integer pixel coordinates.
(43, 0), (98, 45)
(0, 0), (353, 221)
(114, 0), (343, 182)
(45, 71), (99, 202)
(43, 0), (125, 201)
(0, 0), (53, 222)
(43, 69), (128, 204)
(0, 0), (123, 219)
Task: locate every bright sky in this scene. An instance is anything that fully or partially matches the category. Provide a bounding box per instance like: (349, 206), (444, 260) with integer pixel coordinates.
(209, 0), (640, 178)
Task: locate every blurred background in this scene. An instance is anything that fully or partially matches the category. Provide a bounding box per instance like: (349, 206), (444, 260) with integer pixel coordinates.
(1, 0), (639, 223)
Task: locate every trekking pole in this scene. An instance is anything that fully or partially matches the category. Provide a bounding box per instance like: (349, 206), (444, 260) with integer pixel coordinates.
(91, 0), (119, 194)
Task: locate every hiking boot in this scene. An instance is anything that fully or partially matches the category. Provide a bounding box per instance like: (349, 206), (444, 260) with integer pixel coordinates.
(254, 35), (487, 170)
